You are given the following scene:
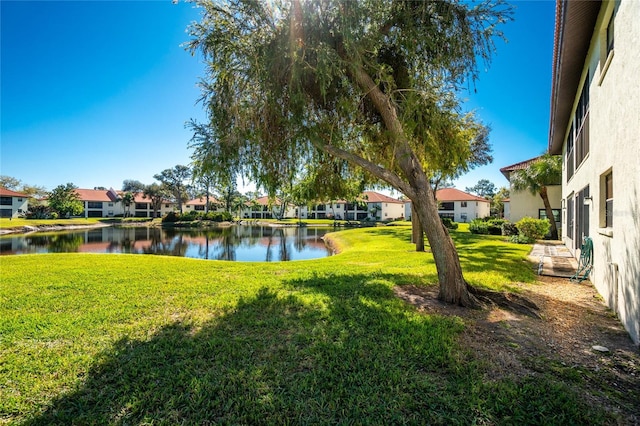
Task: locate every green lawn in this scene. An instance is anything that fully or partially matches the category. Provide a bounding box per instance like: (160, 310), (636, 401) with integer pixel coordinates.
(0, 225), (609, 424)
(0, 217), (154, 230)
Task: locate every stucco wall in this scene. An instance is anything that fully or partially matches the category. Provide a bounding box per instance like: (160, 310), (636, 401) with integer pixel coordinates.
(508, 186), (562, 224)
(561, 0), (640, 344)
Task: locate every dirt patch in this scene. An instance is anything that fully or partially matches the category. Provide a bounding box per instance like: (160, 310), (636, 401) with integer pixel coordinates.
(394, 277), (640, 424)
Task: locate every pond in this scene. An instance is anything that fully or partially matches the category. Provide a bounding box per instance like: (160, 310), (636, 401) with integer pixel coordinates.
(0, 225), (334, 262)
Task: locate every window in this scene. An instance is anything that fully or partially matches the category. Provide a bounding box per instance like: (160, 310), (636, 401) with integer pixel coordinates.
(605, 172), (613, 227)
(18, 198), (23, 202)
(577, 186), (590, 242)
(439, 213), (454, 219)
(461, 201), (467, 208)
(599, 7), (616, 84)
(194, 205), (205, 211)
(440, 202), (454, 211)
(87, 201), (102, 209)
(539, 209), (561, 223)
(0, 197), (12, 206)
(607, 13), (614, 55)
(565, 72), (590, 181)
(135, 203), (148, 210)
(566, 125), (575, 181)
(108, 203), (114, 207)
(566, 193), (574, 241)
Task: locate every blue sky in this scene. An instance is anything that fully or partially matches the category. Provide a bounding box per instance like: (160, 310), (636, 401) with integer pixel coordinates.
(1, 0), (556, 194)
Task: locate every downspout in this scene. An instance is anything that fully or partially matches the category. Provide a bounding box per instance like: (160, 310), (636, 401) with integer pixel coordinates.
(609, 262), (619, 315)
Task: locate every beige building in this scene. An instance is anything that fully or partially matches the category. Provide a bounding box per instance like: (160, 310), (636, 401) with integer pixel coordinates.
(549, 0), (639, 343)
(500, 157), (562, 229)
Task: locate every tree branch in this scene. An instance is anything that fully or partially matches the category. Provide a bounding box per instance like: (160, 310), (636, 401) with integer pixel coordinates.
(311, 138), (416, 199)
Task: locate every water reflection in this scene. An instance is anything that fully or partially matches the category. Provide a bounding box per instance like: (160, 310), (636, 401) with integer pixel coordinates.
(0, 226), (333, 262)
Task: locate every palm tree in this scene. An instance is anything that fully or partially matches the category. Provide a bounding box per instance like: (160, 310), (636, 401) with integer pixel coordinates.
(510, 154), (562, 240)
(120, 192), (135, 218)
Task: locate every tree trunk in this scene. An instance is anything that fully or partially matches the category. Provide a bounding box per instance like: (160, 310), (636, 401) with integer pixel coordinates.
(411, 203), (425, 252)
(346, 61), (477, 306)
(539, 186), (558, 240)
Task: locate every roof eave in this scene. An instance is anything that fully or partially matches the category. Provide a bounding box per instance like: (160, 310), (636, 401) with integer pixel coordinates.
(548, 0), (601, 155)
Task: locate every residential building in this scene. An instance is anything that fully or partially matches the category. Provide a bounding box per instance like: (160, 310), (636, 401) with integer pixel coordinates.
(0, 188), (29, 218)
(240, 191), (405, 221)
(404, 188), (490, 222)
(241, 196), (280, 219)
(500, 157), (562, 229)
(73, 188), (175, 218)
(549, 0), (639, 343)
(185, 196), (222, 213)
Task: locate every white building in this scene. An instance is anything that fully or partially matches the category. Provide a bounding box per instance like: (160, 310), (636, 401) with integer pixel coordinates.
(240, 191), (405, 222)
(500, 156), (562, 229)
(548, 0), (639, 343)
(75, 188), (175, 218)
(0, 188), (29, 218)
(404, 188), (490, 223)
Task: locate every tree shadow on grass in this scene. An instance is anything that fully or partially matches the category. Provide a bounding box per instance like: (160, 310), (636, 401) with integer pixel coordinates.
(24, 273), (610, 425)
(23, 281), (470, 425)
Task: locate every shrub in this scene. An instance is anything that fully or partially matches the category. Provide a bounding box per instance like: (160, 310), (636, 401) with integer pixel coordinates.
(441, 217), (459, 230)
(501, 222), (519, 236)
(162, 212), (180, 223)
(515, 217), (551, 241)
(469, 219), (489, 234)
(204, 211), (233, 222)
(509, 234), (534, 244)
(180, 210), (199, 221)
(486, 219), (505, 235)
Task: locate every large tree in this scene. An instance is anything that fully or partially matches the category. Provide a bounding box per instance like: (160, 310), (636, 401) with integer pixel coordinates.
(188, 0), (510, 306)
(48, 183), (84, 218)
(154, 165), (192, 214)
(0, 175), (22, 190)
(143, 183), (169, 218)
(510, 154), (562, 240)
(466, 179), (497, 198)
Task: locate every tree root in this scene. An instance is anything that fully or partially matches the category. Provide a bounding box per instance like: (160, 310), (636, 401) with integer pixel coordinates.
(468, 286), (541, 319)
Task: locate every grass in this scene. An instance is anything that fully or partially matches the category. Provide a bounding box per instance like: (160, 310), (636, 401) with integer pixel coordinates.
(0, 225), (611, 424)
(0, 217), (152, 230)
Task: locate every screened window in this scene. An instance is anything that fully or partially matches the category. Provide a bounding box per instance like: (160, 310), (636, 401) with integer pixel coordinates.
(566, 194), (575, 241)
(605, 172), (613, 227)
(539, 209), (561, 223)
(575, 73), (590, 167)
(607, 14), (615, 54)
(87, 202), (102, 209)
(440, 202), (454, 211)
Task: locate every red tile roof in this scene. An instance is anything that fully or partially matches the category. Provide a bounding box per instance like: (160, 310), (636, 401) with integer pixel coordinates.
(0, 187), (29, 198)
(74, 189), (118, 202)
(187, 196), (220, 205)
(435, 188), (489, 203)
(71, 188), (171, 204)
(499, 156), (542, 180)
(361, 191), (403, 204)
